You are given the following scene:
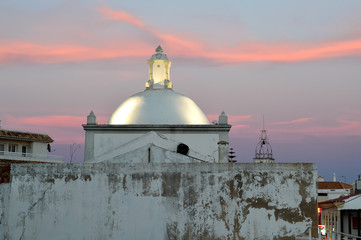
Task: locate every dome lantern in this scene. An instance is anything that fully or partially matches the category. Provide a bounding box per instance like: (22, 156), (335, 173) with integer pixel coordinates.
(146, 45), (172, 90)
(108, 46), (209, 125)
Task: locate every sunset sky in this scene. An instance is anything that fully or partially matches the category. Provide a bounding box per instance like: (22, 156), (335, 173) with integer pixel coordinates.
(1, 0), (361, 183)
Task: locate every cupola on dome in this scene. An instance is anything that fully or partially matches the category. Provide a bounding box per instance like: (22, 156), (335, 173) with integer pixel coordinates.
(108, 46), (209, 125)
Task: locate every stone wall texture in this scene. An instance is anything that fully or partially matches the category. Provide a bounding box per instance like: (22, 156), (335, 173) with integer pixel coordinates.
(0, 183), (10, 239)
(1, 163), (317, 240)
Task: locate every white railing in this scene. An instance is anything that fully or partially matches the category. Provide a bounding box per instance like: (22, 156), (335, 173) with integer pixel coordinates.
(0, 151), (64, 163)
(319, 228), (361, 240)
(296, 227), (361, 240)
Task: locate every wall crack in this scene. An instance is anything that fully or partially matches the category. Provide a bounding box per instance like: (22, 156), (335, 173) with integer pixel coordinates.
(19, 184), (52, 240)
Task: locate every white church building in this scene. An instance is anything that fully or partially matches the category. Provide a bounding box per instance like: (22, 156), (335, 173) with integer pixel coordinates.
(83, 46), (231, 164)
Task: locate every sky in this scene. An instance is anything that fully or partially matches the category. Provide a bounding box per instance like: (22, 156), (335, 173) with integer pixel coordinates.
(1, 0), (361, 183)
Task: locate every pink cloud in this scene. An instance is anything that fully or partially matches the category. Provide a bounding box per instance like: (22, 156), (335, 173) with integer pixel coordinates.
(5, 115), (85, 128)
(1, 7), (361, 65)
(229, 115), (253, 123)
(206, 114), (252, 125)
(231, 124), (249, 129)
(274, 118), (315, 125)
(201, 39), (361, 63)
(98, 6), (204, 53)
(206, 114), (252, 137)
(0, 41), (153, 64)
(272, 119), (361, 137)
(1, 114), (109, 144)
(228, 114), (361, 140)
(99, 6), (145, 28)
(2, 114), (109, 131)
(155, 33), (204, 53)
(2, 37), (358, 65)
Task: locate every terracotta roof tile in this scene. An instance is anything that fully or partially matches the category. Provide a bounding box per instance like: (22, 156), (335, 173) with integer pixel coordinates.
(319, 192), (361, 204)
(318, 181), (352, 190)
(0, 129), (53, 143)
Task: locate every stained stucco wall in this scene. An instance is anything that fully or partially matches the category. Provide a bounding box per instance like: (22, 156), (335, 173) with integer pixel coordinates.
(0, 183), (9, 239)
(2, 163), (317, 240)
(83, 124), (231, 163)
(93, 133), (220, 161)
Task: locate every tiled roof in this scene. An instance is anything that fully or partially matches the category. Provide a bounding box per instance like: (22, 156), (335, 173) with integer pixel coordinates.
(319, 192), (361, 204)
(0, 129), (53, 143)
(318, 181), (352, 190)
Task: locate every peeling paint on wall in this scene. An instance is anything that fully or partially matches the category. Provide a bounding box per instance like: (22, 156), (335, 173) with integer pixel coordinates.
(0, 183), (10, 239)
(1, 163), (317, 240)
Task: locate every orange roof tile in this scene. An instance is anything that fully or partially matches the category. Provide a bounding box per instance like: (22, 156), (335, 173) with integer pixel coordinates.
(319, 192), (361, 204)
(318, 181), (352, 190)
(0, 129), (53, 143)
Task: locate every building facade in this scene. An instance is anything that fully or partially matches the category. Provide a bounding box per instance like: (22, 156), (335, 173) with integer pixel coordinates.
(0, 129), (63, 184)
(83, 46), (231, 164)
(317, 181), (352, 203)
(319, 192), (361, 237)
(0, 129), (59, 162)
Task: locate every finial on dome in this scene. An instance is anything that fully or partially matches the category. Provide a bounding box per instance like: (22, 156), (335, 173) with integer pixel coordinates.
(155, 45), (163, 53)
(87, 110), (97, 125)
(218, 111), (228, 125)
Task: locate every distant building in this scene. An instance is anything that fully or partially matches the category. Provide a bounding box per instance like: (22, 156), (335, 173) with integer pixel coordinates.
(0, 129), (63, 183)
(318, 192), (361, 237)
(0, 129), (63, 163)
(317, 181), (352, 203)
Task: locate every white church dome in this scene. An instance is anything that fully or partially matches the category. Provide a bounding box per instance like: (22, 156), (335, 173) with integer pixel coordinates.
(109, 89), (209, 124)
(108, 46), (209, 125)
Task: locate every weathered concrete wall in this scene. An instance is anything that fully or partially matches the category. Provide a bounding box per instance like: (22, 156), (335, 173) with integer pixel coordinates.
(0, 183), (10, 239)
(2, 163), (317, 240)
(104, 145), (208, 164)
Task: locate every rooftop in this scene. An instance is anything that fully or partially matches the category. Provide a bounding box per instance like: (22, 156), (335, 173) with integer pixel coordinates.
(318, 181), (352, 190)
(319, 192), (361, 206)
(0, 129), (53, 143)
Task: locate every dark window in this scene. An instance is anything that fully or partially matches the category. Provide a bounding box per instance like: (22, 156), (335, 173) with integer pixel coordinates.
(8, 144), (17, 152)
(0, 144), (4, 155)
(318, 193), (327, 196)
(353, 217), (358, 229)
(22, 146), (26, 157)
